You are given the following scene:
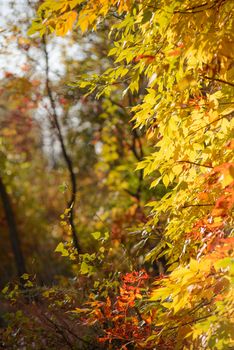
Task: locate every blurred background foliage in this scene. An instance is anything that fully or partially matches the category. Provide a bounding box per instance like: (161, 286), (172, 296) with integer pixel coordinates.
(0, 0), (165, 288)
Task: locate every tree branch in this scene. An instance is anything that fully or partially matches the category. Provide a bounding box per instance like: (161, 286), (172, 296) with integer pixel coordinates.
(108, 96), (145, 200)
(187, 116), (227, 137)
(174, 0), (222, 14)
(202, 75), (234, 88)
(177, 160), (213, 169)
(182, 203), (214, 209)
(42, 36), (82, 253)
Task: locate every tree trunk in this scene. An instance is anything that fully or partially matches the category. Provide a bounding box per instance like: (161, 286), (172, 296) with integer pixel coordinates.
(0, 175), (26, 278)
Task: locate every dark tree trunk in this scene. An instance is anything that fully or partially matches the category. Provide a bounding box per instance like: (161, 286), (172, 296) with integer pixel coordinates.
(0, 175), (26, 278)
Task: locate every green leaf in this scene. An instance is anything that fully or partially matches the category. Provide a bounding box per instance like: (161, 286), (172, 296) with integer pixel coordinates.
(58, 182), (68, 193)
(91, 231), (101, 240)
(80, 261), (89, 274)
(55, 242), (69, 257)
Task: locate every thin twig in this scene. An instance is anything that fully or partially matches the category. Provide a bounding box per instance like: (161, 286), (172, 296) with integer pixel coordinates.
(203, 75), (234, 88)
(42, 35), (82, 253)
(187, 116), (227, 137)
(177, 160), (213, 169)
(182, 203), (214, 209)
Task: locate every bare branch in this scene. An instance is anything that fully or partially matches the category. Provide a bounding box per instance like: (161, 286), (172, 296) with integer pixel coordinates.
(42, 36), (82, 253)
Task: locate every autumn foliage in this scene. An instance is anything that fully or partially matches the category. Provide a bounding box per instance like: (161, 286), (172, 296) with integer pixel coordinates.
(0, 0), (233, 349)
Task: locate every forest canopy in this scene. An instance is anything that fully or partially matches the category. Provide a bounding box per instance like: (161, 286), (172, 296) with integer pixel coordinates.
(0, 0), (233, 349)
